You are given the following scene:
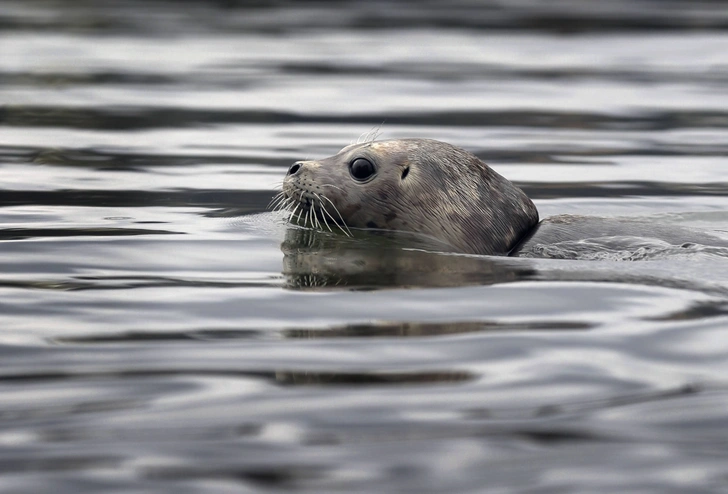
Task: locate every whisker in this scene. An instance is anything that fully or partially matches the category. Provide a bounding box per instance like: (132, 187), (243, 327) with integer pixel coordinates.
(312, 202), (321, 229)
(319, 183), (347, 193)
(280, 197), (294, 214)
(321, 209), (333, 232)
(267, 192), (281, 208)
(359, 124), (382, 144)
(277, 199), (291, 213)
(319, 195), (352, 236)
(278, 196), (294, 213)
(268, 192), (286, 210)
(294, 203), (304, 224)
(273, 195), (291, 213)
(313, 194), (332, 232)
(279, 184), (352, 237)
(370, 120), (385, 142)
(285, 203), (296, 223)
(316, 196), (344, 235)
(319, 211), (326, 230)
(295, 191), (309, 225)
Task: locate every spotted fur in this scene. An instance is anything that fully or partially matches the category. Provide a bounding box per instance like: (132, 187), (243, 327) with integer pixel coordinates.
(280, 138), (539, 255)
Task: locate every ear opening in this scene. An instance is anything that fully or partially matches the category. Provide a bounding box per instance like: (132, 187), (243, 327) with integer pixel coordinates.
(401, 166), (410, 180)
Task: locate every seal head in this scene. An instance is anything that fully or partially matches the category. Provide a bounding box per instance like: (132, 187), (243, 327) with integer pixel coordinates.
(281, 138), (539, 255)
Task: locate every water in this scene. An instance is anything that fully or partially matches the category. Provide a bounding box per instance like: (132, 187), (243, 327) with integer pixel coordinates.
(2, 1), (728, 492)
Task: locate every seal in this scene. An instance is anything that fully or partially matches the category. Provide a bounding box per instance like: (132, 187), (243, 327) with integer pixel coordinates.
(274, 138), (728, 257)
(276, 139), (538, 255)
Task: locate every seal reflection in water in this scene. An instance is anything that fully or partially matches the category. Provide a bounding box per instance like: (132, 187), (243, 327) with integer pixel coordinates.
(275, 138), (728, 257)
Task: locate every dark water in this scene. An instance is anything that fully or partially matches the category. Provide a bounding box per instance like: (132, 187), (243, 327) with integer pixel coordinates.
(3, 1), (728, 492)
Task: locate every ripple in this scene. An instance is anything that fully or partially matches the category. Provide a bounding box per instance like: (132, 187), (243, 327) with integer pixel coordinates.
(3, 0), (728, 492)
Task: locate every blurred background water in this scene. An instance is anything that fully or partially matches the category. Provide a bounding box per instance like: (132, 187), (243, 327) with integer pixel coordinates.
(2, 1), (728, 492)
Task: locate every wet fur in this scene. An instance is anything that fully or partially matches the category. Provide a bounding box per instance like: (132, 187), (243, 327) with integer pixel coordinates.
(281, 139), (539, 255)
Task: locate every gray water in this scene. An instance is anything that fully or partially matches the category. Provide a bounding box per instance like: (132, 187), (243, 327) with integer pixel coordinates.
(3, 1), (728, 492)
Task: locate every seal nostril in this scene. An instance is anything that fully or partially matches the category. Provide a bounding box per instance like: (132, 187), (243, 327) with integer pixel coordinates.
(288, 163), (302, 176)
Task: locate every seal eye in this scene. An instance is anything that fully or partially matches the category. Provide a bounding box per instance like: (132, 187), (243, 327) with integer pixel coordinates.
(349, 158), (376, 182)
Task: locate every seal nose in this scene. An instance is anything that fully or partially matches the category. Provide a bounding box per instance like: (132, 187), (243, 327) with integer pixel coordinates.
(287, 162), (303, 176)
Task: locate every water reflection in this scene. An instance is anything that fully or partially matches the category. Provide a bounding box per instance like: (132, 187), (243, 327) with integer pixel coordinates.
(283, 320), (591, 339)
(281, 227), (536, 290)
(57, 320), (591, 345)
(280, 222), (728, 296)
(273, 370), (474, 387)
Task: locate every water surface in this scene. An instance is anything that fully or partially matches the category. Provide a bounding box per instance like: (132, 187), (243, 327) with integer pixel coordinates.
(2, 1), (728, 492)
